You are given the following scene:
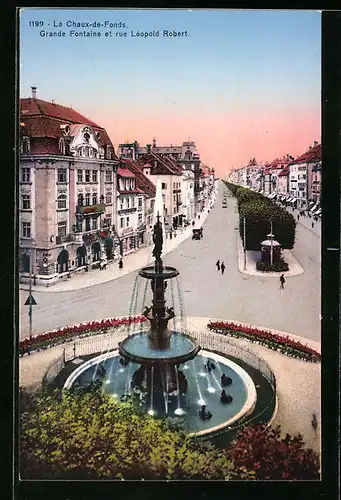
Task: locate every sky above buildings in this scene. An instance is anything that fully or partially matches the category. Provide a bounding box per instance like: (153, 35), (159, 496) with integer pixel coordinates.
(19, 9), (321, 175)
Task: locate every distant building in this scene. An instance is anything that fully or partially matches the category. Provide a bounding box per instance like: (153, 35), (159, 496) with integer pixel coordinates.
(289, 142), (321, 208)
(136, 151), (184, 228)
(120, 158), (156, 246)
(19, 87), (118, 285)
(116, 163), (147, 255)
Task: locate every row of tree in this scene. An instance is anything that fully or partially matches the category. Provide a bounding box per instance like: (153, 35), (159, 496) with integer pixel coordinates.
(223, 181), (296, 250)
(20, 387), (320, 480)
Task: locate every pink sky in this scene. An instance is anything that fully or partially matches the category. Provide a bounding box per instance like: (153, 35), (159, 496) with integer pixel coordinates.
(95, 109), (320, 177)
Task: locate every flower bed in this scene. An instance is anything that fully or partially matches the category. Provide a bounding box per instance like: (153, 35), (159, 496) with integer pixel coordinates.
(207, 321), (320, 363)
(256, 259), (289, 273)
(19, 316), (148, 357)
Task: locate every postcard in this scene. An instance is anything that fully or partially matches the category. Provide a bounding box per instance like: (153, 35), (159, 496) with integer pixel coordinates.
(18, 7), (322, 485)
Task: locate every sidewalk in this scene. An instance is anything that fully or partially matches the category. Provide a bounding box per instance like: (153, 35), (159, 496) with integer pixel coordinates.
(278, 203), (321, 237)
(237, 238), (304, 277)
(20, 192), (218, 293)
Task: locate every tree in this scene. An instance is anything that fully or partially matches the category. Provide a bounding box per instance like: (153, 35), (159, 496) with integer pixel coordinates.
(223, 180), (296, 250)
(20, 387), (246, 480)
(229, 424), (320, 480)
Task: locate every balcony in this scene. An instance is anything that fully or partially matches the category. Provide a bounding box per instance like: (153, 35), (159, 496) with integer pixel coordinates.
(77, 203), (106, 215)
(56, 234), (77, 245)
(118, 207), (137, 215)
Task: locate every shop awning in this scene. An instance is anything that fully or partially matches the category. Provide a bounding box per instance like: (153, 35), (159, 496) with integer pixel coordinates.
(315, 209), (322, 215)
(310, 205), (319, 213)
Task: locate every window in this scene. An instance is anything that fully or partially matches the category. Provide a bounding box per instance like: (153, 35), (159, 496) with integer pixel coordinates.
(173, 194), (176, 203)
(22, 194), (30, 210)
(21, 138), (30, 154)
(59, 138), (66, 155)
(21, 168), (30, 183)
(57, 169), (67, 183)
(120, 217), (124, 228)
(162, 183), (167, 190)
(84, 146), (90, 157)
(85, 170), (90, 182)
(22, 221), (31, 238)
(92, 170), (98, 183)
(85, 193), (91, 206)
(77, 193), (84, 206)
(57, 221), (67, 237)
(120, 200), (124, 210)
(126, 217), (130, 227)
(57, 193), (67, 209)
(92, 192), (98, 205)
(138, 197), (142, 207)
(77, 170), (83, 183)
(106, 216), (112, 228)
(127, 198), (130, 208)
(105, 170), (112, 183)
(105, 191), (112, 204)
(138, 213), (143, 224)
(92, 218), (98, 230)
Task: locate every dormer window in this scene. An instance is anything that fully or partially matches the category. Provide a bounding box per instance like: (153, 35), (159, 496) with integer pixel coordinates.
(21, 137), (30, 154)
(59, 137), (66, 155)
(84, 132), (90, 142)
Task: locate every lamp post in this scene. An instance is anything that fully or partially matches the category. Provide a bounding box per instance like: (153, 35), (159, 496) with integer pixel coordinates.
(28, 251), (33, 354)
(243, 216), (247, 270)
(270, 221), (274, 267)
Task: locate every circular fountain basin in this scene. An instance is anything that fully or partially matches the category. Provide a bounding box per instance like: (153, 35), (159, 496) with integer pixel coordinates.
(119, 330), (200, 365)
(64, 349), (257, 437)
(139, 265), (179, 280)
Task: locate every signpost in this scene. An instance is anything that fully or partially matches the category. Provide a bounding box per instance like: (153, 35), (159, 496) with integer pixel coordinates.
(24, 257), (37, 355)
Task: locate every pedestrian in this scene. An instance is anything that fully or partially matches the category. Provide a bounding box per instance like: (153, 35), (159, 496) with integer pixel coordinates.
(216, 259), (220, 271)
(279, 273), (285, 289)
(221, 262), (225, 275)
(119, 259), (123, 270)
(311, 222), (314, 229)
(297, 214), (300, 221)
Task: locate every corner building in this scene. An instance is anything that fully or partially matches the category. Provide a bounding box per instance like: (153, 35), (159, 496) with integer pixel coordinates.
(19, 87), (118, 285)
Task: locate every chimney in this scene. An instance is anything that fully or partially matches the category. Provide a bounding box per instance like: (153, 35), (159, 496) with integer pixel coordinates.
(314, 140), (318, 147)
(31, 86), (37, 99)
(152, 137), (156, 148)
(52, 99), (55, 105)
(147, 144), (151, 153)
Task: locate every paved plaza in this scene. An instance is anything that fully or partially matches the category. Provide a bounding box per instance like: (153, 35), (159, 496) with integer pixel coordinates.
(20, 181), (321, 343)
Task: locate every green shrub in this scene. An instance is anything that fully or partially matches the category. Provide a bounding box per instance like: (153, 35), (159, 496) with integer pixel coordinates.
(223, 181), (296, 250)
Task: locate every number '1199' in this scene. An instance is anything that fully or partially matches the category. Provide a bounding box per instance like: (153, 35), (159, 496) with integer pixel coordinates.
(29, 21), (43, 27)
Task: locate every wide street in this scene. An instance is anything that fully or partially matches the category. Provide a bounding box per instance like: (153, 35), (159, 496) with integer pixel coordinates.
(19, 182), (321, 342)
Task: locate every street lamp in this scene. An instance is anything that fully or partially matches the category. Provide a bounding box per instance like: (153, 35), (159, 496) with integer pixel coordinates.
(243, 216), (247, 270)
(270, 221), (274, 268)
(28, 250), (33, 354)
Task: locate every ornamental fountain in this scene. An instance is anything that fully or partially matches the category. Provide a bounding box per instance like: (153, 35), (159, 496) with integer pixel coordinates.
(65, 179), (257, 435)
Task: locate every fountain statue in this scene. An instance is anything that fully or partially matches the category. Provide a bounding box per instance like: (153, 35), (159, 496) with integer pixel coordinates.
(119, 206), (200, 396)
(65, 179), (258, 434)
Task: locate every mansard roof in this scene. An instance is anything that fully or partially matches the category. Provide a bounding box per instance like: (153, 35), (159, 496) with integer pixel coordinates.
(120, 159), (156, 198)
(20, 97), (115, 154)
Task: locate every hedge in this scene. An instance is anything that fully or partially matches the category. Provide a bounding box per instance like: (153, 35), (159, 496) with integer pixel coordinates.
(223, 181), (296, 250)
